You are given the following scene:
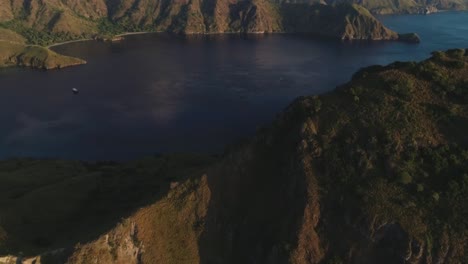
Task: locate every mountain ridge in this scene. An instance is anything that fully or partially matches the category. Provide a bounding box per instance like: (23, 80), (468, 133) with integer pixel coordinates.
(0, 1), (413, 44)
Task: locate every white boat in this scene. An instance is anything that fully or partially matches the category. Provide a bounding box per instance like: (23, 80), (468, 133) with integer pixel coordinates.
(72, 88), (79, 94)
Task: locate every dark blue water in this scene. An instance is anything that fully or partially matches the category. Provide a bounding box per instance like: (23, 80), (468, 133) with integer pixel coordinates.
(1, 12), (467, 160)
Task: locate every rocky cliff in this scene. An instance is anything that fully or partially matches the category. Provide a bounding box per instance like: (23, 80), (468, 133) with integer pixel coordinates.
(280, 3), (399, 40)
(1, 49), (467, 263)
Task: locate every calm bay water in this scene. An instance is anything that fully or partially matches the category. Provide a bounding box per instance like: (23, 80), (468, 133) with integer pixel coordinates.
(1, 12), (467, 160)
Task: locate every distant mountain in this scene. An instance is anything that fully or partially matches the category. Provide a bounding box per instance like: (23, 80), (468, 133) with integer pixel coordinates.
(273, 0), (468, 14)
(1, 49), (467, 263)
(0, 0), (411, 45)
(0, 0), (421, 69)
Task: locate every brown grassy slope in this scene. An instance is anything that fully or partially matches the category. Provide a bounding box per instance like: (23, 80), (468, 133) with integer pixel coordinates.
(0, 0), (401, 40)
(0, 41), (85, 69)
(0, 28), (26, 43)
(107, 1), (395, 37)
(5, 0), (100, 34)
(0, 0), (14, 22)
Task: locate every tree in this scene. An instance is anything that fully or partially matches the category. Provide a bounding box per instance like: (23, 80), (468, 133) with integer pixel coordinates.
(399, 171), (412, 185)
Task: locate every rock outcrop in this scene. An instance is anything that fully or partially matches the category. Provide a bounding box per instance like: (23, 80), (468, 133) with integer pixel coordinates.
(281, 3), (399, 40)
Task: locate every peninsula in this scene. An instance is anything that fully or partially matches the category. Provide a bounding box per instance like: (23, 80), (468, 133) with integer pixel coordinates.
(0, 28), (85, 69)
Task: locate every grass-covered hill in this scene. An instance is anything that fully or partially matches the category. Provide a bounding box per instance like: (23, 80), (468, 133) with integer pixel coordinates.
(0, 48), (467, 263)
(0, 41), (85, 69)
(0, 27), (84, 70)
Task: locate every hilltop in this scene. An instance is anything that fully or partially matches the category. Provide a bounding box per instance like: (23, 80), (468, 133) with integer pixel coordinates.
(0, 48), (467, 263)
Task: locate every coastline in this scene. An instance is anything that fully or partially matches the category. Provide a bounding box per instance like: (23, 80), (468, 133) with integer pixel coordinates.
(115, 31), (153, 37)
(47, 32), (154, 48)
(47, 38), (93, 48)
(47, 28), (414, 49)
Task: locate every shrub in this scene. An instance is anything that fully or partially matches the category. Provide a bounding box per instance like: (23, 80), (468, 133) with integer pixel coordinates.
(446, 60), (465, 69)
(417, 184), (424, 192)
(399, 172), (413, 185)
(327, 256), (343, 264)
(432, 51), (445, 61)
(446, 48), (465, 59)
(390, 78), (414, 99)
(0, 226), (6, 246)
(312, 97), (322, 113)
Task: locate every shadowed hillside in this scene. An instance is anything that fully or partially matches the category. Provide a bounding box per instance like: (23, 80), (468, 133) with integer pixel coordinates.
(196, 49), (468, 263)
(1, 49), (467, 263)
